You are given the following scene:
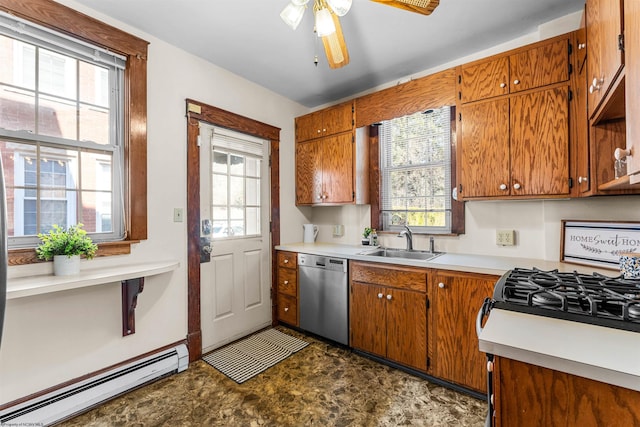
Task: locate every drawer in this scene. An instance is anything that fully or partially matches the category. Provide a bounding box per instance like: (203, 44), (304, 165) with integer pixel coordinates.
(277, 251), (297, 269)
(350, 261), (427, 292)
(278, 268), (297, 297)
(276, 293), (298, 326)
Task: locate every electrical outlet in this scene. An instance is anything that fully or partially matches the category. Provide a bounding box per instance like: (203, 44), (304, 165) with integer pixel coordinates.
(173, 208), (184, 223)
(496, 229), (515, 246)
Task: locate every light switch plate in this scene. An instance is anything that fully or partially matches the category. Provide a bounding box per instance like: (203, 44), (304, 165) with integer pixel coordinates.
(496, 229), (515, 246)
(173, 208), (184, 223)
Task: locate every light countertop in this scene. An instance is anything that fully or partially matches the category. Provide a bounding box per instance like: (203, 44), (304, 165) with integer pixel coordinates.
(275, 242), (619, 277)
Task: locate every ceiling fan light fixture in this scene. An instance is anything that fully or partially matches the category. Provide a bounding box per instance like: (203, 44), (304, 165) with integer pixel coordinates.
(280, 2), (307, 30)
(370, 0), (440, 15)
(314, 6), (336, 37)
(326, 0), (352, 16)
(322, 13), (349, 68)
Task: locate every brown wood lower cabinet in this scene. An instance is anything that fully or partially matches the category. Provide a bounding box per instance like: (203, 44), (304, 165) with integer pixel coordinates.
(350, 261), (428, 372)
(495, 357), (640, 427)
(276, 251), (298, 326)
(430, 270), (498, 393)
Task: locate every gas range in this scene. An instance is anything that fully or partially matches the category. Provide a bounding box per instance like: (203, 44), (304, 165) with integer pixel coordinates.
(490, 267), (640, 333)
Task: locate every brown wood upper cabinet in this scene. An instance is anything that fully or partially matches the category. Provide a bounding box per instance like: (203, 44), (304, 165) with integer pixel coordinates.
(460, 38), (569, 103)
(459, 34), (574, 200)
(586, 0), (624, 119)
(349, 261), (428, 372)
(295, 101), (354, 142)
(429, 270), (497, 393)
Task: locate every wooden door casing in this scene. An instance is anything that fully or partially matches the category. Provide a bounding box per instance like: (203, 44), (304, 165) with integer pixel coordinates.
(460, 98), (510, 198)
(510, 86), (570, 196)
(385, 287), (427, 371)
(350, 281), (387, 357)
(431, 271), (497, 393)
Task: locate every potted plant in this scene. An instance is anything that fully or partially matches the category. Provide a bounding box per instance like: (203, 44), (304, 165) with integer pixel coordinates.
(36, 223), (98, 276)
(362, 227), (373, 246)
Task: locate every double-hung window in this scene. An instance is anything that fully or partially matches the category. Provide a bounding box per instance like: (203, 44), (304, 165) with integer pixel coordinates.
(379, 107), (453, 234)
(0, 12), (126, 247)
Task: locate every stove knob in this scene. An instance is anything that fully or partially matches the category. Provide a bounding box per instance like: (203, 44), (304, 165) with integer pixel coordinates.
(438, 282), (445, 289)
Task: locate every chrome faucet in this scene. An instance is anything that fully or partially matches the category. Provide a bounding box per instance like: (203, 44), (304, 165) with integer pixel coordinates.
(398, 225), (413, 251)
(429, 236), (435, 253)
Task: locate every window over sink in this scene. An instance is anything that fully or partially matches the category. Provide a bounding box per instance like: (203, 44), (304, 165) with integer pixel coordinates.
(379, 107), (454, 234)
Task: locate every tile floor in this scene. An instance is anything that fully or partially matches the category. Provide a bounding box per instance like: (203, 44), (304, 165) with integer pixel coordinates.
(60, 328), (486, 426)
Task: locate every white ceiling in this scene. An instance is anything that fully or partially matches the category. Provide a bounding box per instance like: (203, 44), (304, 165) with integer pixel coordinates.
(71, 0), (585, 108)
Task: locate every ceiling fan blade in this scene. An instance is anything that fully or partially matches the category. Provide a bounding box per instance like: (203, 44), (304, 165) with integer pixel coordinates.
(322, 14), (350, 69)
(370, 0), (440, 15)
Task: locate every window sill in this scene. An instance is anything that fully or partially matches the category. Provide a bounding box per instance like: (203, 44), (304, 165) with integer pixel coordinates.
(7, 260), (179, 300)
(8, 240), (139, 266)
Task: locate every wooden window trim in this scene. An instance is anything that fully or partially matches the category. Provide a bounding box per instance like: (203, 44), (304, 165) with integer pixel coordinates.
(1, 0), (149, 265)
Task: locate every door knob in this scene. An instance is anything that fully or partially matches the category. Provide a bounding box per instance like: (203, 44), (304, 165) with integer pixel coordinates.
(438, 282), (445, 289)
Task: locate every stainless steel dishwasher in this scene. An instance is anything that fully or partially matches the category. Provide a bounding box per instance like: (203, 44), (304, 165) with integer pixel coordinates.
(298, 253), (348, 345)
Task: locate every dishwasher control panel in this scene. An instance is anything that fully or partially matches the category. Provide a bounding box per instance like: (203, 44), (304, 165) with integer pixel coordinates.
(298, 253), (347, 272)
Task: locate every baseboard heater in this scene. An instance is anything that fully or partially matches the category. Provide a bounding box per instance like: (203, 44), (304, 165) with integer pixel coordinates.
(0, 344), (188, 426)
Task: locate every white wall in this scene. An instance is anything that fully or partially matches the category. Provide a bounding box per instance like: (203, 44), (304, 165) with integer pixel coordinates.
(0, 0), (307, 404)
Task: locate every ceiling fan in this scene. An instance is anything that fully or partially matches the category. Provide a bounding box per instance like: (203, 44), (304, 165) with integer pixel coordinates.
(280, 0), (440, 69)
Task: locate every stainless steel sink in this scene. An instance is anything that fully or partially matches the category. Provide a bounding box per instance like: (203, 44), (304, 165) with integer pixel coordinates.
(361, 248), (443, 261)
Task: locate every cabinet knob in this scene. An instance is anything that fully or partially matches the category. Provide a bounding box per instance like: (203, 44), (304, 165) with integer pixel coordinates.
(513, 79), (520, 85)
(284, 307), (289, 312)
(578, 42), (586, 49)
(590, 77), (604, 93)
(377, 293), (384, 299)
(499, 82), (506, 88)
(578, 176), (588, 184)
(386, 294), (392, 300)
(284, 259), (289, 264)
(513, 183), (521, 190)
(438, 282), (445, 289)
(487, 360), (494, 372)
(499, 183), (507, 191)
(317, 129), (321, 134)
(283, 280), (289, 285)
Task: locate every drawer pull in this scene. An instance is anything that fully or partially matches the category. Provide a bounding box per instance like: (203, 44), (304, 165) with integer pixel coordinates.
(284, 259), (289, 264)
(283, 280), (289, 285)
(284, 307), (289, 312)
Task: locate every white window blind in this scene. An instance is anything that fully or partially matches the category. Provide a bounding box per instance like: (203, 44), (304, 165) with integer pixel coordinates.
(380, 107), (452, 233)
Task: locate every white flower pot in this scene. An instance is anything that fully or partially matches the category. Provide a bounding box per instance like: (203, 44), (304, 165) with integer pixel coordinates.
(53, 255), (80, 276)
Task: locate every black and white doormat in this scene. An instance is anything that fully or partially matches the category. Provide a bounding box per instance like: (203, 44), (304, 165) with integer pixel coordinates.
(202, 329), (309, 383)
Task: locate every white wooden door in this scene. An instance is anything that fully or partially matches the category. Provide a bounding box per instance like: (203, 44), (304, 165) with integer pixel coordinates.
(199, 122), (271, 353)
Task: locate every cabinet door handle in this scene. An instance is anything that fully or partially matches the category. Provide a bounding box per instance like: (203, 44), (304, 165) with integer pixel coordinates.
(377, 293), (384, 299)
(513, 79), (520, 85)
(578, 176), (588, 184)
(284, 307), (289, 312)
(499, 82), (506, 88)
(513, 183), (521, 190)
(499, 183), (507, 191)
(386, 294), (392, 300)
(438, 282), (445, 289)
